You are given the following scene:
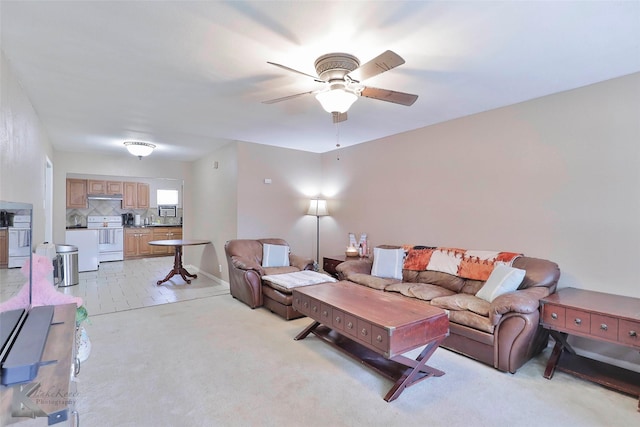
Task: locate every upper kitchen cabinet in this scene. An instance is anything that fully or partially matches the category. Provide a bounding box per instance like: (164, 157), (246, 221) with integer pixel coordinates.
(122, 182), (150, 209)
(87, 180), (122, 195)
(66, 178), (87, 209)
(137, 182), (149, 209)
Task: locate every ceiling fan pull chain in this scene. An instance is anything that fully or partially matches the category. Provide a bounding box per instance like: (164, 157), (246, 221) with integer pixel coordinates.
(335, 121), (341, 161)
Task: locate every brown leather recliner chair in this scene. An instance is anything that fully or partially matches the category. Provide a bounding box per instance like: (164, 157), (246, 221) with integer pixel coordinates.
(224, 238), (314, 320)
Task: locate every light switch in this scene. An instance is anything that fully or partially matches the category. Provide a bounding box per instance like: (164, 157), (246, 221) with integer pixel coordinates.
(264, 178), (272, 184)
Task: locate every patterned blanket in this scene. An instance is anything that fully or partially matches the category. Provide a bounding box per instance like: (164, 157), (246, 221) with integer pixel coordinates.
(403, 246), (521, 281)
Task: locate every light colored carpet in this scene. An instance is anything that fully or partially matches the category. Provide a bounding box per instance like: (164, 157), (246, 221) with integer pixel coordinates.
(24, 294), (639, 426)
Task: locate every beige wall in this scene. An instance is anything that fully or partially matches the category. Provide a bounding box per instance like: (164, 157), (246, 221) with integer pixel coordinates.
(321, 73), (640, 300)
(236, 141), (322, 257)
(0, 52), (54, 244)
(189, 142), (238, 278)
(189, 141), (323, 279)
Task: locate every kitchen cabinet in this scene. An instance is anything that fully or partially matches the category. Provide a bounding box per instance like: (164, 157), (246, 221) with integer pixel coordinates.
(151, 227), (183, 255)
(0, 229), (7, 268)
(87, 180), (122, 194)
(122, 182), (150, 209)
(66, 178), (88, 208)
(137, 182), (150, 208)
(124, 228), (152, 258)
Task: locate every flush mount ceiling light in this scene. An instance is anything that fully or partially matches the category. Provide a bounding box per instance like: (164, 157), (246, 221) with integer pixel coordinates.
(124, 141), (155, 159)
(315, 86), (358, 114)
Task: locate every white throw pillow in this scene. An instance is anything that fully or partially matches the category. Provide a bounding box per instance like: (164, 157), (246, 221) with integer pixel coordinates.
(475, 264), (526, 302)
(262, 244), (290, 268)
(371, 247), (405, 280)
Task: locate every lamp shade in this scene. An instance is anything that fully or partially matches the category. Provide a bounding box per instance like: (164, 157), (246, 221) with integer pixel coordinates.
(315, 89), (358, 113)
(124, 141), (155, 158)
(307, 199), (329, 216)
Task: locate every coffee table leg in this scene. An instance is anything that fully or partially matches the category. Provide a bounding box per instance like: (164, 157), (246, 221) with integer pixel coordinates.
(385, 339), (444, 402)
(294, 321), (320, 341)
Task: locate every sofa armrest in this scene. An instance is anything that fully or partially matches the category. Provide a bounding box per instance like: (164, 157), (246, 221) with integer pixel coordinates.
(289, 254), (314, 271)
(336, 258), (373, 279)
(230, 255), (265, 276)
(489, 286), (551, 325)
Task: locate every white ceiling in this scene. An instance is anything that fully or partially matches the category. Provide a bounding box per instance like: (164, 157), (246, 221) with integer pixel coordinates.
(2, 1), (639, 162)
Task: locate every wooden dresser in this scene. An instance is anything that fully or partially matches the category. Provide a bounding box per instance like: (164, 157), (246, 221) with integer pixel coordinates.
(540, 287), (640, 411)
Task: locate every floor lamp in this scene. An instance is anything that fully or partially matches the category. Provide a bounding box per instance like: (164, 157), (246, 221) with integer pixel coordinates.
(307, 199), (329, 266)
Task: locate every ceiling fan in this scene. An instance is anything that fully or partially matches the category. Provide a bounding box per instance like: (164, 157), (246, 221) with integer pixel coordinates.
(263, 50), (418, 123)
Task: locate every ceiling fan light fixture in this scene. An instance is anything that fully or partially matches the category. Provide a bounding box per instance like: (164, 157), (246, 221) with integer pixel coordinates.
(124, 141), (156, 159)
(315, 88), (358, 114)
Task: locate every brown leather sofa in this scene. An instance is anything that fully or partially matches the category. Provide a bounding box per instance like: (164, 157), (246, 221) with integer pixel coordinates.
(336, 249), (560, 373)
(225, 238), (314, 320)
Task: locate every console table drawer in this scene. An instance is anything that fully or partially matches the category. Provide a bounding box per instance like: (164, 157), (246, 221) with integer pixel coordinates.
(619, 319), (640, 347)
(344, 313), (358, 338)
(332, 308), (345, 331)
(565, 308), (590, 333)
(293, 294), (311, 315)
(357, 319), (373, 345)
(541, 304), (566, 327)
(590, 314), (618, 341)
(320, 303), (332, 324)
(309, 298), (321, 317)
(371, 325), (389, 352)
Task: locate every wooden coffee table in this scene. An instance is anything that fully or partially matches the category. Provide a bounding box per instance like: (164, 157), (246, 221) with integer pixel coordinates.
(293, 281), (449, 402)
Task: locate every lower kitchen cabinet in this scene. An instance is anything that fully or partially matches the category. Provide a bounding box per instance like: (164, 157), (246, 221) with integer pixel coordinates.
(124, 228), (152, 258)
(151, 227), (183, 255)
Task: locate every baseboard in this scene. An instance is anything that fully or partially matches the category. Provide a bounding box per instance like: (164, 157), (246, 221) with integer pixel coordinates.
(184, 264), (229, 287)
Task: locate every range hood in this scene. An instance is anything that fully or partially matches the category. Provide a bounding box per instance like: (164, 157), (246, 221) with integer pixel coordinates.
(87, 193), (123, 201)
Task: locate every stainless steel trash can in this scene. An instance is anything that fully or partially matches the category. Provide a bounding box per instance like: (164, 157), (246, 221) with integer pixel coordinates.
(56, 244), (79, 287)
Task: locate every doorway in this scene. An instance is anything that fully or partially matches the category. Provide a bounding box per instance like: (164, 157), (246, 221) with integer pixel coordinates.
(45, 157), (53, 243)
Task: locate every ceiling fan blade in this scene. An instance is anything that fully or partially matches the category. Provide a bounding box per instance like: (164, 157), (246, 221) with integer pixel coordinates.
(267, 61), (324, 82)
(262, 91), (315, 104)
(360, 86), (418, 106)
(347, 50), (405, 82)
(332, 112), (348, 123)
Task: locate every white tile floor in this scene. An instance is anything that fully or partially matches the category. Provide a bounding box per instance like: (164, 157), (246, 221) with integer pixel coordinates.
(0, 256), (229, 316)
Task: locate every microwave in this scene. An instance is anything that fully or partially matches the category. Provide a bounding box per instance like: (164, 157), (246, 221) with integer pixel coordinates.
(158, 205), (177, 217)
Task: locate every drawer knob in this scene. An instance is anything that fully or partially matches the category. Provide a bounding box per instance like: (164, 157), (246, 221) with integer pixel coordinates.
(335, 316), (341, 324)
(629, 330), (637, 337)
(551, 313), (558, 320)
(574, 318), (582, 325)
(376, 335), (383, 342)
(600, 324), (608, 331)
(303, 302), (308, 308)
(361, 328), (368, 336)
(312, 306), (318, 312)
(347, 321), (354, 329)
(322, 310), (328, 317)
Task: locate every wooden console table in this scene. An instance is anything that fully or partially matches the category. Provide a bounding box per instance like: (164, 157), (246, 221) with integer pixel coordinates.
(540, 287), (640, 411)
(0, 304), (78, 425)
(293, 281), (449, 402)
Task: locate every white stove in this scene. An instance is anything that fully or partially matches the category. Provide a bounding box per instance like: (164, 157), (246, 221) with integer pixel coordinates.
(87, 215), (124, 262)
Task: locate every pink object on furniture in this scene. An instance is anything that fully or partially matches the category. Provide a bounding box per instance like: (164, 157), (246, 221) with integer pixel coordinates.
(0, 254), (83, 312)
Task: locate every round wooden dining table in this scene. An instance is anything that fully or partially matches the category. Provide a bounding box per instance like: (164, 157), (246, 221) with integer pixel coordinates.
(148, 239), (210, 285)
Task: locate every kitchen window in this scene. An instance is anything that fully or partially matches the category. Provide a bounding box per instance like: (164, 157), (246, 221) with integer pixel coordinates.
(157, 189), (178, 205)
